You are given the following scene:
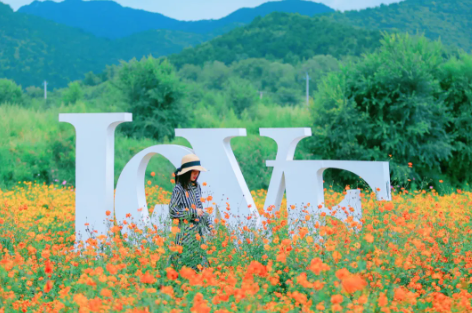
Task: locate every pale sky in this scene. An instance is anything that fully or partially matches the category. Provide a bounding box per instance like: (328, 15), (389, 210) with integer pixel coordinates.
(3, 0), (402, 21)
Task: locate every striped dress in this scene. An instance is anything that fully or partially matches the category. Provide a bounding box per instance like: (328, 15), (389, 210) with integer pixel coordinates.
(168, 181), (213, 269)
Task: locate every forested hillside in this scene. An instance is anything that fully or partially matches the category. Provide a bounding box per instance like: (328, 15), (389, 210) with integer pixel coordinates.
(169, 13), (383, 68)
(0, 4), (378, 88)
(0, 3), (208, 88)
(330, 0), (472, 52)
(18, 0), (334, 39)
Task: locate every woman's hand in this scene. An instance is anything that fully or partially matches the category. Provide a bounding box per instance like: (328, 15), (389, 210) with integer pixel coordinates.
(196, 208), (204, 216)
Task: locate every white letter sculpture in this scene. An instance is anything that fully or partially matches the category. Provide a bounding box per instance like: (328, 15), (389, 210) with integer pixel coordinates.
(261, 128), (391, 232)
(59, 113), (132, 248)
(59, 113), (391, 248)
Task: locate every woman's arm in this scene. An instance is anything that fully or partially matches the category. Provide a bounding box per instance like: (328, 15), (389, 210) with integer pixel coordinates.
(169, 185), (198, 221)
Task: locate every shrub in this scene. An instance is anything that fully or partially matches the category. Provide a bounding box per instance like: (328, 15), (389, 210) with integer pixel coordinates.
(310, 34), (453, 186)
(0, 79), (23, 105)
(62, 81), (84, 104)
(438, 54), (472, 185)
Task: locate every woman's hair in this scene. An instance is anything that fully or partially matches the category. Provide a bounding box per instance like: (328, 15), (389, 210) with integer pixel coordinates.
(176, 170), (199, 190)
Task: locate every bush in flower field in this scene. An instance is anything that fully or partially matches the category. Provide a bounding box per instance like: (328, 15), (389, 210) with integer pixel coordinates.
(0, 180), (472, 312)
(310, 34), (472, 189)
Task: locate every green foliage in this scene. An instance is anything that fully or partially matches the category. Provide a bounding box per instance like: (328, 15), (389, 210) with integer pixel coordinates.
(199, 61), (231, 90)
(179, 56), (341, 107)
(83, 71), (106, 87)
(169, 13), (383, 68)
(25, 86), (44, 99)
(0, 79), (23, 105)
(310, 33), (472, 188)
(438, 54), (472, 184)
(62, 81), (83, 105)
(224, 77), (259, 116)
(329, 0), (472, 53)
(115, 56), (188, 142)
(0, 105), (75, 187)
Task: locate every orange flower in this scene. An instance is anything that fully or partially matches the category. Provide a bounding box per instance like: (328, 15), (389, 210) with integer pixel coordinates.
(378, 292), (388, 307)
(384, 202), (394, 211)
(331, 294), (343, 304)
(171, 226), (180, 234)
(100, 288), (113, 298)
(150, 172), (155, 177)
(365, 233), (374, 243)
(191, 293), (211, 313)
(44, 280), (53, 293)
(44, 260), (54, 275)
(335, 268), (350, 280)
(141, 271), (156, 284)
(341, 274), (367, 294)
(161, 286), (174, 297)
(105, 210), (111, 216)
(106, 264), (119, 275)
(332, 251), (342, 262)
(281, 239), (291, 246)
(166, 268), (178, 280)
(309, 258), (330, 275)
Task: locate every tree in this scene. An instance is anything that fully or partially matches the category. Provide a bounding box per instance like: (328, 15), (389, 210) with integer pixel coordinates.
(0, 79), (23, 105)
(438, 54), (472, 185)
(116, 56), (188, 142)
(224, 77), (259, 117)
(310, 34), (453, 185)
(62, 81), (83, 104)
(83, 71), (105, 86)
(200, 61), (231, 90)
(25, 86), (43, 98)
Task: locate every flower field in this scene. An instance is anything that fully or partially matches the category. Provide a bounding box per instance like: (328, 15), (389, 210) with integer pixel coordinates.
(1, 182), (472, 312)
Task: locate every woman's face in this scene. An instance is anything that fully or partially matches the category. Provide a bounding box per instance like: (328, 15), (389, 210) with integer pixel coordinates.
(190, 170), (200, 181)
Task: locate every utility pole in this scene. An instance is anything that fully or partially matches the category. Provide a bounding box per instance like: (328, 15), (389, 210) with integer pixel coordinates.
(44, 81), (48, 100)
(305, 72), (310, 106)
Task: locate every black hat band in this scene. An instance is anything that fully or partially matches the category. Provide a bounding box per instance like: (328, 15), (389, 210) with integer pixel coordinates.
(174, 160), (202, 176)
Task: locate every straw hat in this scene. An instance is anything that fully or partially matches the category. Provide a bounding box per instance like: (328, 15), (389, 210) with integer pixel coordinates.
(175, 154), (208, 176)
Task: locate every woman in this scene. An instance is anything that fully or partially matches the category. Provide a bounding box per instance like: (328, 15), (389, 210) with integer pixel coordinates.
(168, 153), (213, 270)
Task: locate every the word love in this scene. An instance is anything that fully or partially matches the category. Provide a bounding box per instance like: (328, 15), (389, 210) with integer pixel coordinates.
(59, 113), (391, 247)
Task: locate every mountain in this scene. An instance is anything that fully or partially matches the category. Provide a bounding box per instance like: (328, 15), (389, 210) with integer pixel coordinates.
(329, 0), (472, 52)
(18, 0), (334, 39)
(168, 13), (383, 68)
(0, 2), (209, 88)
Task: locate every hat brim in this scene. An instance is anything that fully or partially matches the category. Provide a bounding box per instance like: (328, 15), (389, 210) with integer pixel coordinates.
(177, 165), (208, 176)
